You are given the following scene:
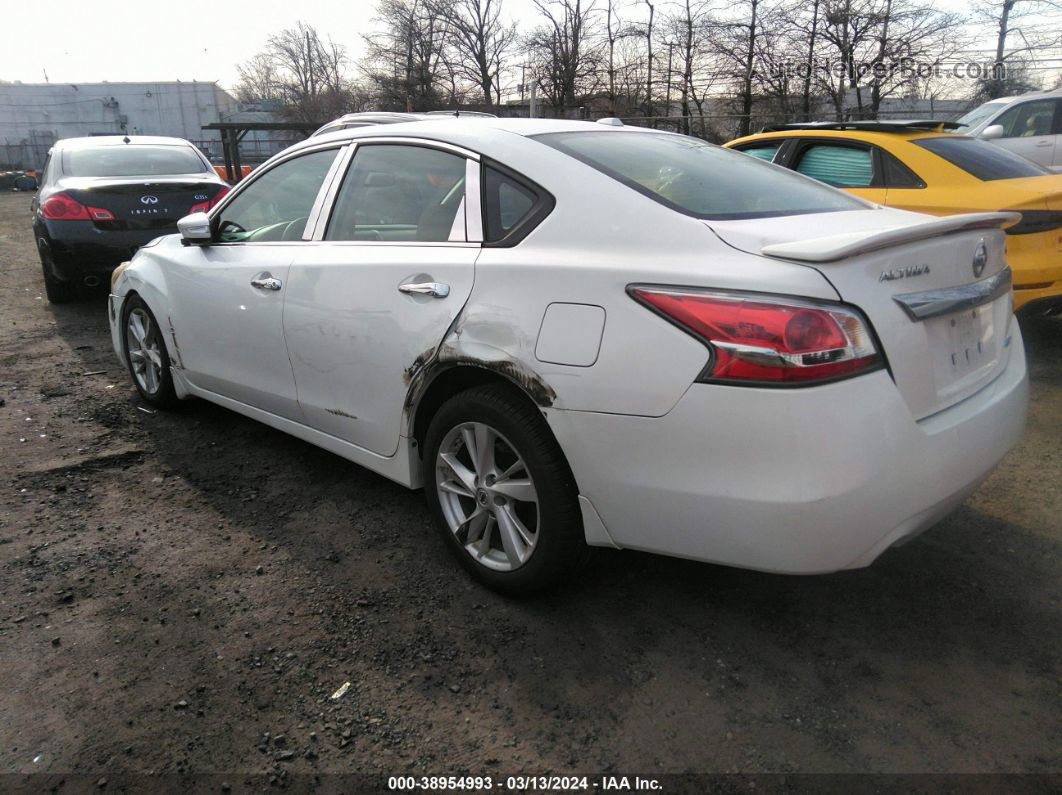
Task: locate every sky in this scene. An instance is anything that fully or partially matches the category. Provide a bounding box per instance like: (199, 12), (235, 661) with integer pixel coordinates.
(1, 0), (1055, 94)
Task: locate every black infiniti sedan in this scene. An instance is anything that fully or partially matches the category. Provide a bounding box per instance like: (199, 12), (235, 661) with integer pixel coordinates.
(32, 136), (229, 302)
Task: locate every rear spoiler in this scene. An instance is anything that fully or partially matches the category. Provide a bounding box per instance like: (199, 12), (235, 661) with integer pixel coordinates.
(760, 212), (1021, 263)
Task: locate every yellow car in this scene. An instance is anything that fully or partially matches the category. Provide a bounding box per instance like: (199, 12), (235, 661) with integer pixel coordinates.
(725, 121), (1062, 313)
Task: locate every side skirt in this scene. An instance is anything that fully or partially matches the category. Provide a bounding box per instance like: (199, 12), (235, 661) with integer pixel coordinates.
(171, 368), (420, 489)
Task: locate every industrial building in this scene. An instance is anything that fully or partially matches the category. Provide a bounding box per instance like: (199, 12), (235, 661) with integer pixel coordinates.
(0, 81), (294, 170)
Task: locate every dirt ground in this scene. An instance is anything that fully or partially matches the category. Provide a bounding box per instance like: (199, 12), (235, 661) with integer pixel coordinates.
(0, 190), (1059, 791)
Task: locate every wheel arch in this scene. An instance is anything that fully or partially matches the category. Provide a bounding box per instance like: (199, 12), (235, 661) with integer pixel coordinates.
(411, 363), (544, 453)
(409, 363), (579, 490)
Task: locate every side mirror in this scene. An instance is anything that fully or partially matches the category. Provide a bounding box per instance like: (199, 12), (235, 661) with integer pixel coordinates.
(178, 212), (212, 244)
(980, 124), (1004, 141)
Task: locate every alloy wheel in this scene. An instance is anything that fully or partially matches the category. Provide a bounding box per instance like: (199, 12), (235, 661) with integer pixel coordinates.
(125, 307), (164, 395)
(435, 421), (540, 571)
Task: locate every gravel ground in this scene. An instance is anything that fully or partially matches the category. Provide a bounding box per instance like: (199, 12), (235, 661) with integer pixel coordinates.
(0, 191), (1059, 790)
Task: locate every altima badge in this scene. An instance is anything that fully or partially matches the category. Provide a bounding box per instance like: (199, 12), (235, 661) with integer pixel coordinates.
(972, 239), (988, 278)
(879, 264), (930, 282)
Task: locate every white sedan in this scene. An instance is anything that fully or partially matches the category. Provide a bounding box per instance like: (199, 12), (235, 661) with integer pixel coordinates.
(108, 118), (1029, 593)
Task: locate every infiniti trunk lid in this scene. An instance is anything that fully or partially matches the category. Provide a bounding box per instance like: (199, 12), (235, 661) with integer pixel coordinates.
(707, 208), (1019, 420)
(59, 176), (224, 232)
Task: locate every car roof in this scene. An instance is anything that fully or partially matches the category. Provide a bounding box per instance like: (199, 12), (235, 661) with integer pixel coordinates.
(305, 117), (660, 149)
(312, 110), (501, 136)
(55, 135), (195, 149)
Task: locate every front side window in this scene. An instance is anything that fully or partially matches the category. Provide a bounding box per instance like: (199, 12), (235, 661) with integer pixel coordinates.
(63, 145), (208, 177)
(326, 145), (466, 242)
(913, 136), (1050, 180)
(794, 144), (874, 188)
(993, 99), (1059, 138)
(216, 149), (338, 243)
(536, 131), (866, 220)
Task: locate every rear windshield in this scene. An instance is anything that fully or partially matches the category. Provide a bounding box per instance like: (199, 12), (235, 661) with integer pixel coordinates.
(63, 145), (207, 177)
(913, 136), (1050, 180)
(535, 131), (867, 220)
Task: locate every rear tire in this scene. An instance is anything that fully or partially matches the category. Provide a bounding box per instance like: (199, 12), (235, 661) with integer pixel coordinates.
(424, 384), (588, 595)
(120, 295), (179, 409)
(39, 250), (79, 304)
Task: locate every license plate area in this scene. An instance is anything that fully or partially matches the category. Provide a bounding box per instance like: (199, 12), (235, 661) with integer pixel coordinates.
(926, 301), (1002, 400)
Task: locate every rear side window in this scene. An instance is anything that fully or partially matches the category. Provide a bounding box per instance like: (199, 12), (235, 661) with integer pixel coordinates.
(913, 136), (1050, 180)
(794, 144), (874, 187)
(882, 151), (925, 188)
(536, 131), (865, 220)
(483, 165), (548, 243)
(62, 145), (207, 177)
(735, 142), (782, 162)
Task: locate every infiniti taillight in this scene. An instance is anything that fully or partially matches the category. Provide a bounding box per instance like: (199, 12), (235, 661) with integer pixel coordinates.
(41, 192), (114, 221)
(629, 286), (883, 385)
(189, 185), (230, 214)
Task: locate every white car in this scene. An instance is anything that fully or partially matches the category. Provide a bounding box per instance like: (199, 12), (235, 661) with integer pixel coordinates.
(107, 118), (1029, 593)
(954, 89), (1062, 172)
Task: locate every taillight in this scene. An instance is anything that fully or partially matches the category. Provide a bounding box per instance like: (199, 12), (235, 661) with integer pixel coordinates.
(630, 286), (883, 385)
(41, 192), (114, 221)
(189, 185), (230, 214)
(1005, 210), (1062, 235)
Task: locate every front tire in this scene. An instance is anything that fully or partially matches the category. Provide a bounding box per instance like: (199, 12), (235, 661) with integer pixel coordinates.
(424, 384), (587, 595)
(121, 295), (178, 408)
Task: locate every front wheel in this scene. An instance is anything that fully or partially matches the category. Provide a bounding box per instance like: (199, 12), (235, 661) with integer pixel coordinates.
(424, 384), (588, 595)
(121, 295), (178, 408)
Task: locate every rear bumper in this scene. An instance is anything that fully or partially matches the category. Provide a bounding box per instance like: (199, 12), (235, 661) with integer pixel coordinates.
(39, 221), (172, 281)
(549, 326), (1029, 574)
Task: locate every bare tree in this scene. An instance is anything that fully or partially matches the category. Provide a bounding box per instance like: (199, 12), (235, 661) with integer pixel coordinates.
(436, 0), (518, 108)
(362, 0), (456, 110)
(525, 0), (603, 114)
(234, 54), (282, 105)
(975, 0), (1062, 98)
(664, 0), (717, 134)
(235, 22), (358, 122)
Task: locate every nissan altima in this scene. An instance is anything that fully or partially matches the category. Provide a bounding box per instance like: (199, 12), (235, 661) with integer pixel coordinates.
(34, 135), (229, 302)
(107, 119), (1029, 593)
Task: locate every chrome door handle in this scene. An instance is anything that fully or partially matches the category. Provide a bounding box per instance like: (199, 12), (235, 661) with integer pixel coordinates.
(399, 281), (450, 298)
(1036, 140), (1052, 147)
(250, 275), (282, 291)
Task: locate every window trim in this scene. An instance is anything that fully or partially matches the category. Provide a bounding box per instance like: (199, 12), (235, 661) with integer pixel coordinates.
(480, 157), (555, 248)
(313, 137), (481, 247)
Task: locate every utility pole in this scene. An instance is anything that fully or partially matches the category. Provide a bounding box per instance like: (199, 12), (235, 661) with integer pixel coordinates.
(665, 41), (675, 120)
(529, 77), (538, 119)
(521, 64), (527, 102)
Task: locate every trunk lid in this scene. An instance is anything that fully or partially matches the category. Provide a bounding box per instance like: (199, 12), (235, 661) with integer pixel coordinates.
(59, 176), (224, 232)
(707, 208), (1019, 420)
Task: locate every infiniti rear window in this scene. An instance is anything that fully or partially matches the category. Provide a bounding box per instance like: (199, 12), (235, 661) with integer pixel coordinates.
(535, 131), (867, 220)
(63, 146), (208, 177)
(912, 136), (1050, 180)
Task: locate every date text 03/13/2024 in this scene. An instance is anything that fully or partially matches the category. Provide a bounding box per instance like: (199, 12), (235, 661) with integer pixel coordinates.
(387, 775), (663, 791)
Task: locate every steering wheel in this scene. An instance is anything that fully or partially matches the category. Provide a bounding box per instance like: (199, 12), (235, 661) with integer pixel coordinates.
(280, 217), (310, 241)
